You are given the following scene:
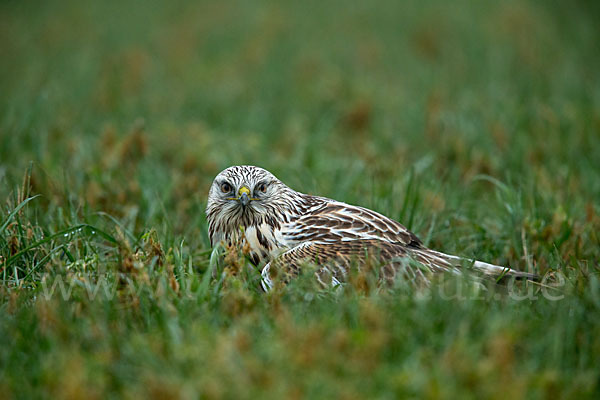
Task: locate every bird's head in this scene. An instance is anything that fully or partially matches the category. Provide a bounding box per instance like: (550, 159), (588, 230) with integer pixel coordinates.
(206, 165), (296, 245)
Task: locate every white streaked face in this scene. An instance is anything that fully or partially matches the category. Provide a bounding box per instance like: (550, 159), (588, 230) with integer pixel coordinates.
(205, 165), (292, 245)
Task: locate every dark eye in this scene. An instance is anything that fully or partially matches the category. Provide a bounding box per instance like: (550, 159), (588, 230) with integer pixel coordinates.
(220, 182), (232, 193)
(256, 183), (267, 193)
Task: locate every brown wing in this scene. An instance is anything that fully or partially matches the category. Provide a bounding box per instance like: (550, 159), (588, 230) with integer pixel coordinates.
(264, 199), (536, 290)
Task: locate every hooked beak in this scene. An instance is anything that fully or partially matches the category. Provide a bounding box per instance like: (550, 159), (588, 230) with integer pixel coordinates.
(239, 192), (250, 206)
(238, 186), (251, 207)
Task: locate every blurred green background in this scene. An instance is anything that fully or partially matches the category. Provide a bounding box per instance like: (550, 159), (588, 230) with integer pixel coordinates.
(1, 0), (599, 398)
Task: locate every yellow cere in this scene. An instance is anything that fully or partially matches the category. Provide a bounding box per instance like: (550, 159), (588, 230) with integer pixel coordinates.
(238, 186), (251, 197)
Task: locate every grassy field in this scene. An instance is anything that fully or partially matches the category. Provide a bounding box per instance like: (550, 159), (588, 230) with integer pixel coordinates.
(1, 0), (600, 398)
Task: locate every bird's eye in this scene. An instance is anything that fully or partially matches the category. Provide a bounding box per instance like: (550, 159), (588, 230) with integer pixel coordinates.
(256, 183), (267, 193)
(220, 182), (232, 193)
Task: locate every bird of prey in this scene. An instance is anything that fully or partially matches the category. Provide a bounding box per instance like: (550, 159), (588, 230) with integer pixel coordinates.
(206, 165), (537, 291)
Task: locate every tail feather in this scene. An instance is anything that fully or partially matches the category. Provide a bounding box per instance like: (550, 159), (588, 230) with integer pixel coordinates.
(472, 260), (539, 281)
(417, 249), (539, 281)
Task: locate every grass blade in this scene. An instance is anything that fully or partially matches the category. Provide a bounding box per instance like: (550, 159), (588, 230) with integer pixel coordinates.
(0, 195), (40, 233)
(5, 224), (119, 268)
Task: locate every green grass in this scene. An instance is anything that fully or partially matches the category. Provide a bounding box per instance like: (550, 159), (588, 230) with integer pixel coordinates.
(1, 0), (600, 398)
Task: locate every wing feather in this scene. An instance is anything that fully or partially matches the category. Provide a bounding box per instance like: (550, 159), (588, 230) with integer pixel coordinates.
(281, 200), (423, 247)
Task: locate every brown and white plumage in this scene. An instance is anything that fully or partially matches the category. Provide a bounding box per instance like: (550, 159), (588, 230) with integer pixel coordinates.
(206, 165), (536, 290)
